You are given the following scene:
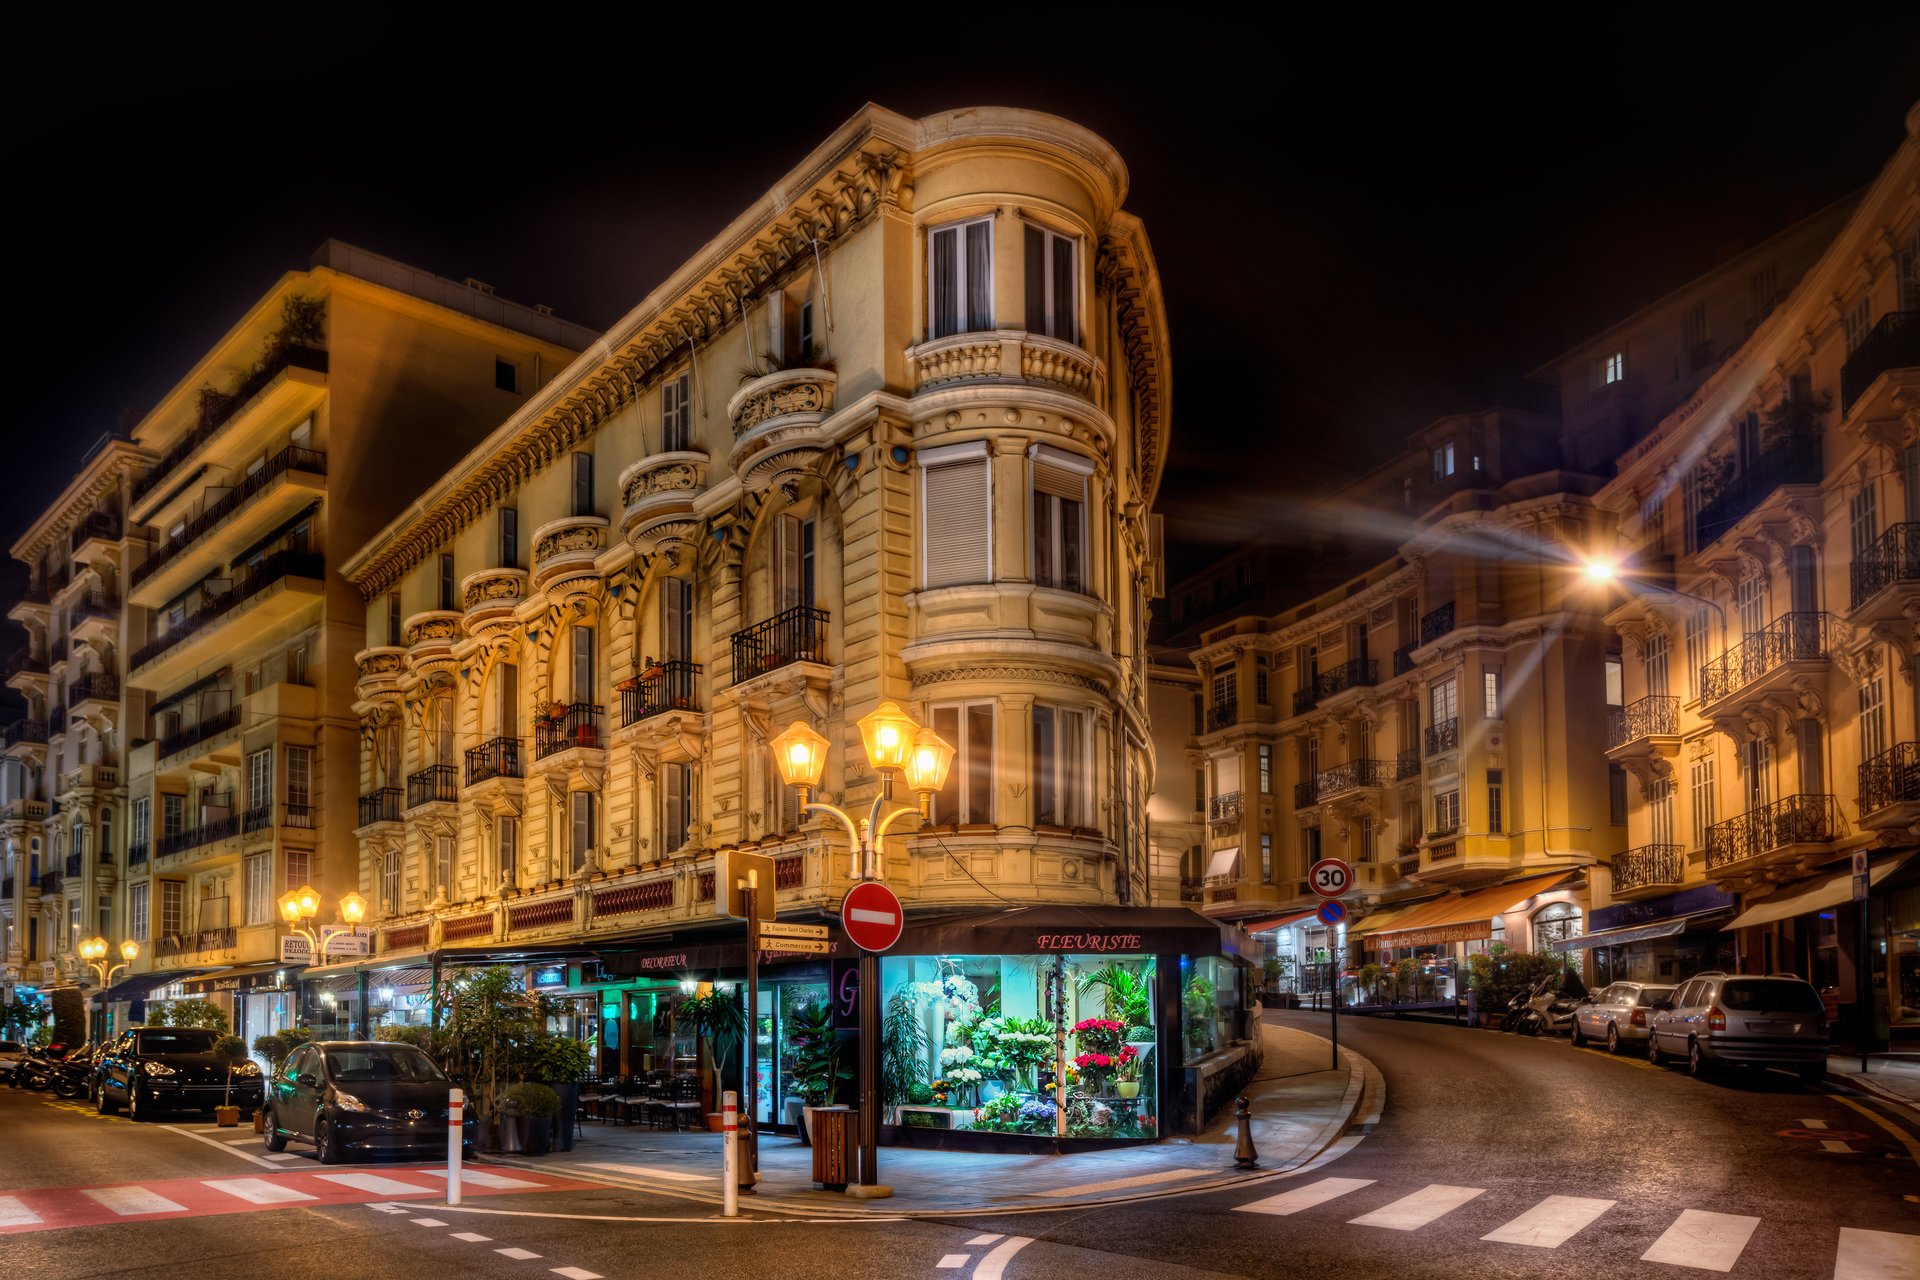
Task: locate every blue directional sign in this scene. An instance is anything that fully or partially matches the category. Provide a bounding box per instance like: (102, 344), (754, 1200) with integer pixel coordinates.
(1317, 899), (1347, 927)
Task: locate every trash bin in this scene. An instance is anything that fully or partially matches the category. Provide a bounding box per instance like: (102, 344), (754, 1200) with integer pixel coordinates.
(808, 1105), (851, 1191)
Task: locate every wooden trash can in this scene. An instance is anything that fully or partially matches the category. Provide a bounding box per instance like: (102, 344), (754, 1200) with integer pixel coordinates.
(808, 1105), (852, 1191)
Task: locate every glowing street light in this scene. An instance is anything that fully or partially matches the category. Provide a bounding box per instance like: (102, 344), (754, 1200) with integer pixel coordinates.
(277, 887), (369, 962)
(1578, 553), (1727, 648)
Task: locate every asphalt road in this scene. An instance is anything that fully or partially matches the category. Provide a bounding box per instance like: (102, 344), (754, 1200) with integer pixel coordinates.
(2, 1015), (1915, 1279)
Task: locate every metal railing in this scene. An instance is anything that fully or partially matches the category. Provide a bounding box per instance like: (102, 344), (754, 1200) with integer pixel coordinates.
(69, 511), (121, 550)
(5, 719), (50, 747)
(535, 703), (604, 758)
(1293, 779), (1317, 809)
(48, 707), (67, 737)
(1316, 759), (1395, 796)
(1, 875), (11, 897)
(128, 842), (149, 867)
(1699, 612), (1832, 703)
(1209, 791), (1243, 821)
(465, 736), (523, 785)
(157, 705), (240, 760)
(1291, 686), (1316, 715)
(1694, 433), (1822, 550)
(1392, 643), (1416, 676)
(407, 764), (458, 809)
(1850, 521), (1920, 611)
(1424, 717), (1459, 756)
(619, 659), (701, 726)
(3, 650), (48, 678)
(1607, 694), (1679, 748)
(1704, 794), (1844, 871)
(1396, 746), (1421, 779)
(131, 446), (328, 588)
(1859, 741), (1920, 818)
(65, 853), (80, 877)
(133, 345), (328, 502)
(131, 550), (325, 670)
(68, 673), (120, 705)
(358, 788), (402, 826)
(1419, 602), (1455, 646)
(156, 927), (237, 958)
(67, 590), (120, 627)
(730, 605), (829, 683)
(1841, 310), (1918, 414)
(1208, 700), (1239, 731)
(156, 813), (239, 857)
(1314, 658), (1379, 704)
(242, 805), (273, 834)
(284, 803), (313, 829)
(1612, 844), (1684, 894)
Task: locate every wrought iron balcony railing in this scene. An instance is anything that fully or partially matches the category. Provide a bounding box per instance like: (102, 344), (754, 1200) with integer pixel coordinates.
(67, 590), (120, 627)
(242, 805), (273, 834)
(1841, 310), (1918, 414)
(3, 650), (49, 678)
(156, 927), (237, 958)
(6, 718), (52, 747)
(406, 764), (458, 809)
(128, 841), (149, 867)
(1392, 642), (1416, 676)
(1859, 741), (1920, 818)
(1704, 794), (1844, 872)
(731, 604), (829, 684)
(1209, 791), (1243, 821)
(1612, 844), (1684, 895)
(1607, 694), (1679, 748)
(1424, 716), (1459, 756)
(1419, 602), (1455, 646)
(1694, 432), (1822, 551)
(1396, 746), (1421, 780)
(535, 702), (604, 758)
(64, 852), (80, 877)
(1699, 612), (1832, 704)
(1207, 700), (1239, 731)
(69, 511), (121, 551)
(358, 788), (402, 826)
(1316, 759), (1395, 796)
(1, 875), (12, 897)
(133, 345), (328, 503)
(1294, 779), (1318, 809)
(132, 446), (328, 588)
(68, 673), (119, 705)
(466, 736), (523, 785)
(48, 707), (67, 738)
(131, 551), (325, 670)
(1303, 658), (1379, 709)
(157, 705), (240, 760)
(619, 659), (701, 726)
(37, 871), (61, 894)
(1849, 521), (1920, 611)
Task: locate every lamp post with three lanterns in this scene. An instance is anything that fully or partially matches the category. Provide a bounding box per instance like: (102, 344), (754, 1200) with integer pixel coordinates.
(277, 887), (368, 1033)
(77, 936), (139, 1042)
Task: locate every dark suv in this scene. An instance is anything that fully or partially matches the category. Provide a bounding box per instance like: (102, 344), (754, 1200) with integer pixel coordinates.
(94, 1025), (264, 1118)
(1647, 971), (1827, 1082)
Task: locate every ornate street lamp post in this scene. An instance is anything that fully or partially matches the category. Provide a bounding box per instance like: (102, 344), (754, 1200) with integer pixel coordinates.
(78, 936), (139, 1042)
(278, 887), (368, 1032)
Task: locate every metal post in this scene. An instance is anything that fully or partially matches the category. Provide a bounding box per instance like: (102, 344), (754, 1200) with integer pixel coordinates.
(742, 873), (758, 1195)
(1329, 960), (1339, 1072)
(722, 1089), (739, 1218)
(858, 949), (880, 1185)
(446, 1087), (464, 1206)
(1859, 891), (1872, 1075)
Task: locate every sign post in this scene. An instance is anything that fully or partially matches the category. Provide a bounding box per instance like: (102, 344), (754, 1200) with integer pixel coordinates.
(1310, 859), (1355, 1071)
(719, 850), (773, 1195)
(446, 1087), (463, 1206)
(1853, 850), (1871, 1073)
(840, 880), (903, 1196)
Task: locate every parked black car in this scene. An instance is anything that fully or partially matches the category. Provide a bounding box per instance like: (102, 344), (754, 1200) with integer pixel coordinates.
(94, 1026), (263, 1119)
(263, 1041), (473, 1164)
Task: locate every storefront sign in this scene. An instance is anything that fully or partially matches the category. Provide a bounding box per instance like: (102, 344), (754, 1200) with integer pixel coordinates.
(629, 952), (692, 972)
(1589, 885), (1734, 934)
(1369, 921), (1492, 950)
(1035, 932), (1144, 952)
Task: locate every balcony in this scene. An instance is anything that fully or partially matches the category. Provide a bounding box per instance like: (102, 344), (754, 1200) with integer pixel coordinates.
(1849, 521), (1920, 621)
(64, 852), (80, 877)
(70, 512), (122, 558)
(1857, 741), (1920, 833)
(1605, 694), (1680, 762)
(1396, 746), (1421, 780)
(353, 647), (408, 707)
(726, 368), (838, 492)
(1315, 758), (1395, 801)
(906, 330), (1105, 403)
(358, 788), (402, 828)
(1311, 658), (1379, 710)
(1419, 602), (1455, 647)
(1698, 612), (1832, 709)
(1392, 643), (1416, 676)
(406, 765), (458, 811)
(1693, 433), (1821, 552)
(1704, 793), (1845, 883)
(1, 875), (11, 898)
(619, 660), (701, 726)
(402, 611), (463, 681)
(157, 705), (241, 762)
(67, 590), (121, 649)
(465, 737), (523, 786)
(1293, 779), (1317, 810)
(1610, 844), (1685, 900)
(132, 344), (328, 506)
(535, 703), (604, 760)
(129, 445), (327, 607)
(156, 927), (238, 960)
(68, 673), (119, 713)
(128, 842), (149, 868)
(460, 568), (528, 645)
(38, 871), (61, 894)
(47, 706), (68, 738)
(4, 650), (49, 694)
(529, 516), (608, 599)
(157, 813), (239, 858)
(1840, 310), (1918, 417)
(619, 451), (710, 559)
(1424, 716), (1459, 756)
(242, 804), (273, 835)
(1209, 791), (1243, 823)
(731, 605), (830, 684)
(129, 551), (325, 687)
(1207, 701), (1238, 732)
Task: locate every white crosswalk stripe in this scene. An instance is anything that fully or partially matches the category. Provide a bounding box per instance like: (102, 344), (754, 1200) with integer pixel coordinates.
(414, 1169), (542, 1189)
(202, 1178), (317, 1204)
(1234, 1177), (1376, 1216)
(82, 1186), (189, 1216)
(1348, 1184), (1486, 1231)
(1834, 1227), (1920, 1280)
(1480, 1195), (1616, 1248)
(312, 1173), (435, 1196)
(0, 1196), (42, 1227)
(1639, 1209), (1761, 1272)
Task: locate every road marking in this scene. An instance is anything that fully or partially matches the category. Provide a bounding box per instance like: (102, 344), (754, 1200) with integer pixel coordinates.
(1480, 1196), (1615, 1248)
(158, 1123), (283, 1169)
(1830, 1094), (1920, 1166)
(451, 1232), (493, 1242)
(496, 1247), (542, 1260)
(1799, 1118), (1829, 1129)
(973, 1236), (1033, 1280)
(1822, 1139), (1856, 1153)
(222, 1137), (259, 1145)
(0, 1197), (41, 1228)
(936, 1256), (969, 1269)
(967, 1234), (1003, 1245)
(580, 1162), (715, 1183)
(1834, 1227), (1920, 1280)
(1036, 1169), (1210, 1197)
(265, 1153), (303, 1162)
(1641, 1209), (1760, 1272)
(1349, 1184), (1485, 1231)
(416, 1169), (543, 1189)
(83, 1186), (190, 1216)
(1236, 1177), (1376, 1216)
(203, 1178), (317, 1204)
(550, 1269), (601, 1280)
(411, 1217), (449, 1227)
(313, 1173), (436, 1196)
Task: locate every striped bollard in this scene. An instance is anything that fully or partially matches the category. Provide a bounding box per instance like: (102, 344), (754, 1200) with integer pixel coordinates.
(447, 1087), (464, 1205)
(722, 1090), (739, 1218)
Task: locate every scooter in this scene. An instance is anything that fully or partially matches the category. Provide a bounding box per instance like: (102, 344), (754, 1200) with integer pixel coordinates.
(50, 1045), (96, 1099)
(1499, 985), (1535, 1033)
(1513, 979), (1582, 1037)
(14, 1043), (72, 1090)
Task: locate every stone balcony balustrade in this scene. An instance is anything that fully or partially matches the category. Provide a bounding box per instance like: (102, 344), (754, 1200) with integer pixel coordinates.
(354, 647), (408, 706)
(403, 611), (464, 679)
(726, 367), (837, 492)
(461, 568), (528, 643)
(530, 516), (609, 599)
(618, 451), (710, 562)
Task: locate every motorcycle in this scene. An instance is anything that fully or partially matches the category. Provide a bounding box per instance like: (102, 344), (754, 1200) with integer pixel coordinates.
(14, 1043), (74, 1091)
(50, 1045), (97, 1099)
(1513, 978), (1583, 1037)
(1499, 984), (1535, 1033)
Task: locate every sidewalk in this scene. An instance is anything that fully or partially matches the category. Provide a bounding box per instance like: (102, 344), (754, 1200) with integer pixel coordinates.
(1828, 1054), (1920, 1112)
(492, 1021), (1380, 1216)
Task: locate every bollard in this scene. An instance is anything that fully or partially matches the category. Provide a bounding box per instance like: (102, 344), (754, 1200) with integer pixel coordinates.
(447, 1087), (464, 1206)
(722, 1090), (738, 1218)
(1232, 1095), (1259, 1169)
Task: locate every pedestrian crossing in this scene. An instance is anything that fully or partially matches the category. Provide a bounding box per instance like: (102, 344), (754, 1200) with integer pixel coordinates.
(1234, 1176), (1919, 1276)
(0, 1164), (594, 1235)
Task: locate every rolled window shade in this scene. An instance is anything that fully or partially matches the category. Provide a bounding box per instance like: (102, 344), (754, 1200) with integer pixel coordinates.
(923, 458), (990, 588)
(1032, 457), (1084, 500)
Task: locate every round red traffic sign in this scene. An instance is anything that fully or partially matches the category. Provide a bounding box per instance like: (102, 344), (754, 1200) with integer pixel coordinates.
(1309, 858), (1355, 898)
(842, 881), (905, 952)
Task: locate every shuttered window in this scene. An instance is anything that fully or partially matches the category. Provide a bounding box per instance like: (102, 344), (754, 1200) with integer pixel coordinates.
(572, 452), (594, 517)
(571, 791), (596, 872)
(775, 514), (815, 610)
(572, 625), (595, 703)
(661, 578), (691, 662)
(439, 553), (456, 611)
(929, 217), (993, 338)
(663, 763), (690, 852)
(1032, 448), (1089, 593)
(663, 372), (691, 452)
(436, 836), (455, 896)
(921, 446), (991, 588)
(497, 816), (518, 888)
(499, 508), (518, 569)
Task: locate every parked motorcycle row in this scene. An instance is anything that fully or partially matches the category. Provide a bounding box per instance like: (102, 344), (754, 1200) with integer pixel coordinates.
(3, 1041), (100, 1098)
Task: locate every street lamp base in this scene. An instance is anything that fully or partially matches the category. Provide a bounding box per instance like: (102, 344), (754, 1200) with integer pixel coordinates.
(845, 1183), (895, 1200)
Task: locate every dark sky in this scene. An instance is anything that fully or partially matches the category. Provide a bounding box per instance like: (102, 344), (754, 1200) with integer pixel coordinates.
(9, 22), (1919, 597)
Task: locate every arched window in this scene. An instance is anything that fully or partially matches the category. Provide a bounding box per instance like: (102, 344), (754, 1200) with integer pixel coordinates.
(1532, 902), (1582, 950)
(428, 695), (454, 768)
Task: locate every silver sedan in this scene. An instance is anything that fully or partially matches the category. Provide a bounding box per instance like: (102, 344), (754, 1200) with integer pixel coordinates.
(1571, 982), (1675, 1054)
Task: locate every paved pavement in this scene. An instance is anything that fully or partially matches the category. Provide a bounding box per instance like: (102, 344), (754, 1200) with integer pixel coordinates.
(495, 1020), (1379, 1215)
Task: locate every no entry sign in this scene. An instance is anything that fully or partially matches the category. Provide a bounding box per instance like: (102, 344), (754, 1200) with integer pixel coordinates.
(841, 881), (905, 953)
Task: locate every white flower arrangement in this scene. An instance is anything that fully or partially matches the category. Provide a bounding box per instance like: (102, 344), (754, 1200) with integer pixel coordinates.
(948, 1067), (982, 1083)
(940, 1046), (975, 1066)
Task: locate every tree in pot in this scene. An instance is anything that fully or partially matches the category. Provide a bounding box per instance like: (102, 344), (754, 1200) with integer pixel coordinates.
(879, 989), (929, 1125)
(438, 966), (555, 1150)
(517, 1034), (591, 1153)
(786, 1000), (851, 1143)
(505, 1082), (559, 1156)
(675, 991), (745, 1130)
(210, 1034), (250, 1127)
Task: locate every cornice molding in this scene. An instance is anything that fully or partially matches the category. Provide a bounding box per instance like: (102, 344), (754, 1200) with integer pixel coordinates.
(11, 444), (154, 564)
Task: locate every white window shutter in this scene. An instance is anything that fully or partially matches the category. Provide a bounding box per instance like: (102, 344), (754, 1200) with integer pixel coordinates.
(923, 459), (990, 588)
(776, 514), (802, 610)
(661, 578), (688, 662)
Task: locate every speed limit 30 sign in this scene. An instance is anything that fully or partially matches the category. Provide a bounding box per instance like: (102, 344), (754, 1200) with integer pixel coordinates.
(1309, 857), (1355, 898)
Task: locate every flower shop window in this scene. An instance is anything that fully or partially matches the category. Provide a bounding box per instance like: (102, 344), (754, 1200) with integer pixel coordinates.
(1180, 955), (1242, 1062)
(879, 953), (1161, 1140)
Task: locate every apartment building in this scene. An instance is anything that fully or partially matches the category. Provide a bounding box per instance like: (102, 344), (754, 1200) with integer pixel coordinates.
(1590, 101), (1920, 1048)
(3, 242), (590, 1038)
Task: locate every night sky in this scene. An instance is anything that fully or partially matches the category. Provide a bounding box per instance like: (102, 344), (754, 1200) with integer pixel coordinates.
(9, 24), (1919, 604)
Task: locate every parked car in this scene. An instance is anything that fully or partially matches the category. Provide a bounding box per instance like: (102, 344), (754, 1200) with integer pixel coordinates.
(262, 1041), (474, 1164)
(94, 1026), (263, 1118)
(1646, 971), (1828, 1082)
(0, 1040), (27, 1081)
(1570, 983), (1674, 1054)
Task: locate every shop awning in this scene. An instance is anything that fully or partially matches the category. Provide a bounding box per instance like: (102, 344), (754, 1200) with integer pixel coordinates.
(1366, 872), (1573, 950)
(182, 962), (291, 994)
(1244, 911), (1317, 934)
(1550, 909), (1731, 952)
(1348, 901), (1436, 938)
(1726, 854), (1912, 931)
(1206, 847), (1240, 879)
(101, 969), (214, 1002)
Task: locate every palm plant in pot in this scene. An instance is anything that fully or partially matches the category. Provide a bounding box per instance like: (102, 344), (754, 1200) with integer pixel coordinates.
(211, 1034), (250, 1126)
(675, 990), (745, 1130)
(786, 1000), (850, 1143)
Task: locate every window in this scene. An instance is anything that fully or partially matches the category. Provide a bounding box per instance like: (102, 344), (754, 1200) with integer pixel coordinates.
(286, 746), (312, 826)
(1649, 776), (1675, 846)
(131, 797), (150, 854)
(382, 851), (401, 913)
(1609, 763), (1628, 825)
(663, 763), (691, 852)
(1260, 833), (1272, 883)
(798, 299), (815, 363)
(494, 358), (518, 393)
(1031, 704), (1091, 828)
(387, 593), (402, 646)
(1841, 293), (1872, 352)
(1213, 664), (1236, 714)
(929, 216), (993, 338)
(1358, 814), (1376, 859)
(1861, 677), (1888, 762)
(1682, 302), (1708, 370)
(1433, 789), (1460, 834)
(1682, 465), (1704, 555)
(1850, 484), (1878, 559)
(1023, 224), (1077, 341)
(1032, 449), (1089, 593)
(285, 849), (310, 893)
(497, 816), (518, 888)
(1430, 677), (1457, 726)
(1190, 694), (1203, 735)
(286, 644), (308, 687)
(1533, 902), (1583, 950)
(1684, 607), (1710, 701)
(1469, 424), (1485, 472)
(1749, 264), (1778, 318)
(162, 794), (184, 840)
(775, 513), (816, 610)
(1605, 656), (1623, 707)
(1741, 736), (1772, 811)
(1258, 744), (1273, 795)
(1736, 573), (1766, 638)
(660, 578), (692, 664)
(1795, 718), (1823, 796)
(99, 808), (111, 859)
(1487, 769), (1504, 834)
(245, 853), (271, 926)
(1483, 670), (1502, 718)
(572, 451), (594, 518)
(160, 881), (183, 937)
(1432, 441), (1455, 481)
(499, 508), (519, 569)
(571, 624), (595, 703)
(932, 702), (995, 824)
(1603, 351), (1626, 385)
(130, 882), (149, 943)
(921, 444), (991, 588)
(1302, 824), (1322, 860)
(1640, 493), (1667, 553)
(1192, 768), (1204, 813)
(663, 372), (691, 452)
(436, 836), (455, 896)
(1644, 632), (1670, 698)
(247, 749), (272, 819)
(1255, 657), (1270, 705)
(439, 553), (456, 611)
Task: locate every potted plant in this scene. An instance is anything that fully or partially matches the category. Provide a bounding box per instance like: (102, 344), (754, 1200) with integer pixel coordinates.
(675, 990), (745, 1130)
(1070, 1018), (1125, 1095)
(879, 989), (930, 1124)
(786, 1000), (850, 1142)
(518, 1033), (591, 1153)
(249, 1033), (291, 1131)
(1115, 1047), (1142, 1099)
(211, 1034), (250, 1127)
(505, 1082), (559, 1156)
